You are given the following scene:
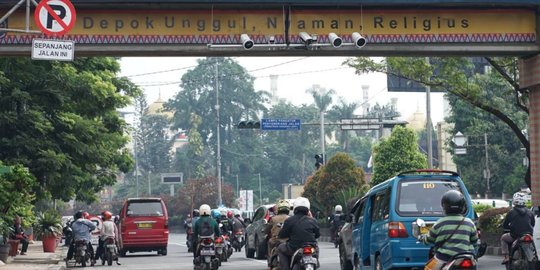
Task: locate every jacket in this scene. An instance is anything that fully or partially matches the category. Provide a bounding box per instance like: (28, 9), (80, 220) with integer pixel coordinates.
(423, 215), (478, 262)
(278, 212), (320, 250)
(265, 213), (290, 239)
(193, 216), (221, 240)
(502, 206), (535, 238)
(71, 218), (97, 242)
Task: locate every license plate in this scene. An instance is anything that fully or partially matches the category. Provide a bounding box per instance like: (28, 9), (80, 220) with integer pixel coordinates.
(107, 244), (116, 248)
(302, 256), (317, 264)
(420, 225), (432, 235)
(91, 237), (98, 245)
(137, 223), (153, 229)
(201, 249), (214, 256)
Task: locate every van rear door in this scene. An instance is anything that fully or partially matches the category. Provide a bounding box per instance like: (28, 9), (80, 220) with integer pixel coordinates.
(124, 199), (167, 240)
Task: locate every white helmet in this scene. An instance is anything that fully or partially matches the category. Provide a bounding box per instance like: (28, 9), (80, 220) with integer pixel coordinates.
(293, 197), (310, 210)
(199, 204), (211, 216)
(335, 205), (343, 212)
(513, 192), (527, 206)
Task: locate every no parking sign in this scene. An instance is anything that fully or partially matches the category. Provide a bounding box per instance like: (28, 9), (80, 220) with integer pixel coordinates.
(34, 0), (76, 36)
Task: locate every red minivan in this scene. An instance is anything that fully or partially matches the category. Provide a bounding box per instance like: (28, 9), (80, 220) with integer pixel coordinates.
(118, 198), (169, 256)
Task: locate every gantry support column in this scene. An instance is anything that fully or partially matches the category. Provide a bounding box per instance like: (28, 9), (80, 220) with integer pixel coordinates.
(520, 55), (540, 206)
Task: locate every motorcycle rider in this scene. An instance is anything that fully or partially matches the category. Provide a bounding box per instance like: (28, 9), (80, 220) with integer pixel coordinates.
(232, 211), (245, 232)
(418, 190), (478, 270)
(277, 197), (320, 270)
(66, 210), (97, 266)
(265, 200), (291, 260)
(94, 211), (120, 265)
(329, 205), (344, 243)
(500, 191), (535, 264)
(219, 210), (233, 236)
(193, 204), (221, 260)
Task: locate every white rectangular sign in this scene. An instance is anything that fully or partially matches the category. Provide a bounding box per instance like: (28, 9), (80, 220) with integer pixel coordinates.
(238, 190), (254, 213)
(31, 39), (74, 61)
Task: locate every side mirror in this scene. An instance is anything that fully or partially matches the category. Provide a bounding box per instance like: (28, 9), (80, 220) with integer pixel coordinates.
(346, 214), (353, 223)
(244, 218), (251, 224)
(534, 207), (540, 217)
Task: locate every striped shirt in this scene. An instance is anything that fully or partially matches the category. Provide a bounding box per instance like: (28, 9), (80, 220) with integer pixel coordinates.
(424, 215), (478, 261)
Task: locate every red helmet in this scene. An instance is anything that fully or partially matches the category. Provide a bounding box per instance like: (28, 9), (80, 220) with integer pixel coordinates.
(83, 212), (90, 219)
(227, 211), (233, 219)
(102, 211), (112, 220)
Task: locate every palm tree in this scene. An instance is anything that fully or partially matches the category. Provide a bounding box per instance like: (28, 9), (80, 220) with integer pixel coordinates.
(306, 85), (335, 162)
(328, 98), (359, 151)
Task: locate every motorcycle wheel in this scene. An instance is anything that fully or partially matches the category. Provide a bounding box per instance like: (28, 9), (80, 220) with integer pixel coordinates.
(375, 256), (383, 270)
(255, 237), (266, 259)
(245, 236), (255, 258)
(204, 262), (212, 270)
(108, 253), (113, 266)
(81, 259), (86, 268)
(102, 256), (106, 266)
(339, 244), (353, 270)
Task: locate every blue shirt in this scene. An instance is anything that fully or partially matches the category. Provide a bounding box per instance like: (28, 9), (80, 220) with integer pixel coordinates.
(71, 219), (96, 242)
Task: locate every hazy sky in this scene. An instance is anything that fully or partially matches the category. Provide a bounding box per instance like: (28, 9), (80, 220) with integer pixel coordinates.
(119, 57), (445, 124)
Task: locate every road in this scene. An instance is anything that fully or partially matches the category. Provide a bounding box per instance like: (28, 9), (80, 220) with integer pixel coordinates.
(94, 233), (504, 269)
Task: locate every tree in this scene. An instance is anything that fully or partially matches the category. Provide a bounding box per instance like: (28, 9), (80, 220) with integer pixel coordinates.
(0, 57), (139, 203)
(345, 57), (530, 189)
(0, 162), (38, 230)
(371, 126), (427, 186)
(327, 98), (359, 152)
(302, 152), (366, 216)
(177, 176), (235, 212)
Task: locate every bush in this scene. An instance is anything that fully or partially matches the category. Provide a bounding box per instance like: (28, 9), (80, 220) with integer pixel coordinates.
(478, 207), (510, 234)
(472, 204), (493, 215)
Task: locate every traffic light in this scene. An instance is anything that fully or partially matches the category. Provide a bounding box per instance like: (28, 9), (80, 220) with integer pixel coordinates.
(237, 121), (261, 129)
(314, 154), (324, 169)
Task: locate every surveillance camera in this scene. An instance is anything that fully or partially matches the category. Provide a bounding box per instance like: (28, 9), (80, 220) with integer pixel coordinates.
(328, 33), (342, 48)
(268, 35), (275, 44)
(352, 32), (367, 48)
(299, 32), (313, 45)
(240, 34), (254, 50)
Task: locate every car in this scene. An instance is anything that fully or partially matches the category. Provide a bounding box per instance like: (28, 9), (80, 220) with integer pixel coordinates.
(117, 197), (169, 256)
(349, 169), (475, 270)
(244, 204), (274, 259)
(338, 198), (362, 270)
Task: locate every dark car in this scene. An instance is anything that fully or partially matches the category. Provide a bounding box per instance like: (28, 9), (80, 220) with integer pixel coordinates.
(244, 204), (274, 259)
(338, 198), (362, 270)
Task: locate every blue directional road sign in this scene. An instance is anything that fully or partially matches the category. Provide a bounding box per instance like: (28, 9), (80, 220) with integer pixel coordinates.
(261, 118), (301, 131)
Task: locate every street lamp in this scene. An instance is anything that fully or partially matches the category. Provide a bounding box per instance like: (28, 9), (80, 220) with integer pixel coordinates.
(453, 132), (490, 198)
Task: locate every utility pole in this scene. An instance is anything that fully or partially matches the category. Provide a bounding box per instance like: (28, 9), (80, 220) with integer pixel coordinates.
(215, 59), (222, 206)
(484, 133), (490, 198)
(134, 134), (140, 197)
(426, 57), (433, 169)
(320, 110), (325, 165)
(236, 174), (239, 197)
(258, 173), (262, 206)
(147, 170), (151, 196)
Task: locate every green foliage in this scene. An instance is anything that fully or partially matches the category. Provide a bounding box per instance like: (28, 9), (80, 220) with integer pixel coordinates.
(0, 57), (139, 203)
(371, 126), (427, 186)
(478, 207), (510, 234)
(0, 162), (37, 237)
(0, 217), (13, 244)
(472, 204), (493, 214)
(34, 210), (63, 239)
(336, 186), (370, 214)
(302, 152), (366, 216)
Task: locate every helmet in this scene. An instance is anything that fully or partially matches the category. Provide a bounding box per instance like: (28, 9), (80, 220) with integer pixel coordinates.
(102, 211), (112, 221)
(233, 210), (241, 217)
(192, 209), (200, 217)
(83, 212), (90, 219)
(276, 200), (291, 214)
(74, 210), (84, 220)
(513, 192), (527, 206)
(441, 190), (466, 215)
(211, 209), (221, 219)
(335, 205), (343, 213)
(199, 204), (211, 216)
(187, 214), (191, 218)
(227, 211), (233, 219)
(220, 209), (227, 217)
(293, 197), (310, 213)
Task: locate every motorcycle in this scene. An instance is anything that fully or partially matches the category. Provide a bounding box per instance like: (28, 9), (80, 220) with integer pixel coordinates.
(289, 243), (319, 270)
(72, 240), (92, 268)
(214, 235), (226, 263)
(333, 225), (342, 248)
(505, 234), (539, 270)
(231, 230), (245, 252)
(100, 237), (120, 266)
(62, 220), (73, 247)
(416, 219), (477, 270)
(186, 223), (194, 252)
(222, 234), (233, 259)
(268, 239), (287, 270)
(194, 236), (220, 270)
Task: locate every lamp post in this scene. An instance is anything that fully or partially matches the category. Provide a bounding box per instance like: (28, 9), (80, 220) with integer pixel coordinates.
(258, 173), (262, 206)
(215, 59), (222, 207)
(453, 132), (490, 198)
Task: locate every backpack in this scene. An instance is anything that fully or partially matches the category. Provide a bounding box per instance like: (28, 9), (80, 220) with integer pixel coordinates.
(199, 218), (213, 237)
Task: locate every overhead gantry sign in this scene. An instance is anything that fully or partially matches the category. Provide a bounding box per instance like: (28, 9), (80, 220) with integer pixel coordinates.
(0, 0), (537, 56)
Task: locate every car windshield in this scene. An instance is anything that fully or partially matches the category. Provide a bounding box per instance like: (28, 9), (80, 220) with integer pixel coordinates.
(397, 179), (463, 216)
(127, 201), (164, 216)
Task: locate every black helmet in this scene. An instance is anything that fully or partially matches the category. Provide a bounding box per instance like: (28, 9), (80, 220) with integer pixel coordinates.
(441, 190), (466, 215)
(192, 209), (200, 217)
(74, 210), (84, 220)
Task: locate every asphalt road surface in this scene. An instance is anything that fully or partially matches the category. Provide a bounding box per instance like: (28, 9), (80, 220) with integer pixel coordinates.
(94, 233), (504, 270)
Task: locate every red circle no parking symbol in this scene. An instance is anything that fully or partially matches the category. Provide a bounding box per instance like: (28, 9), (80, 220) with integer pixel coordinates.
(34, 0), (76, 36)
